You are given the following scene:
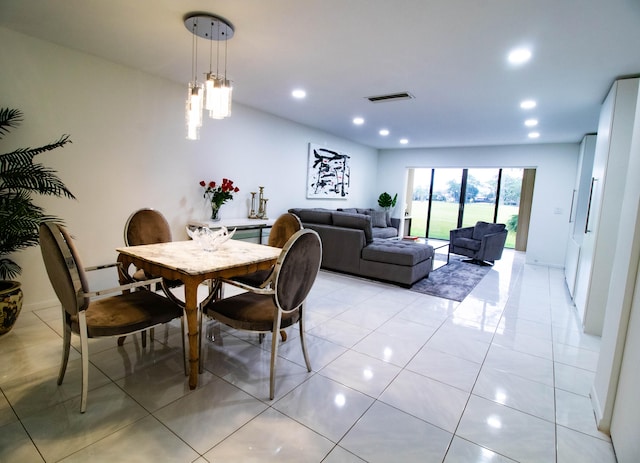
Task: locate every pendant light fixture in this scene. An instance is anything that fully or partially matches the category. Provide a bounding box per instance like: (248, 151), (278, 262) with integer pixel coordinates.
(184, 13), (234, 139)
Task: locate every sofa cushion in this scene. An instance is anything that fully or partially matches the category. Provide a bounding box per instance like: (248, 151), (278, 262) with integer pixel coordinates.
(372, 227), (398, 239)
(371, 210), (387, 228)
(338, 208), (358, 214)
(472, 221), (505, 240)
(454, 237), (482, 251)
(297, 209), (333, 224)
(362, 239), (434, 266)
(332, 212), (373, 243)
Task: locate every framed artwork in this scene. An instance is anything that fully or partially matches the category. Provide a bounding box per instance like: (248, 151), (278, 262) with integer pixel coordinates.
(306, 143), (350, 199)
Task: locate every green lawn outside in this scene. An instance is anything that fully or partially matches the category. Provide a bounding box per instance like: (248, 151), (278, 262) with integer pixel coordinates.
(408, 201), (518, 248)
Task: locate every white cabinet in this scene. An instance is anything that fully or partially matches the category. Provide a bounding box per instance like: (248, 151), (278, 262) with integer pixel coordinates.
(565, 135), (596, 298)
(573, 78), (640, 335)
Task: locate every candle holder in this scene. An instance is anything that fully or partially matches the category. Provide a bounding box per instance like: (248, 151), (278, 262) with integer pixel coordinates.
(248, 192), (257, 218)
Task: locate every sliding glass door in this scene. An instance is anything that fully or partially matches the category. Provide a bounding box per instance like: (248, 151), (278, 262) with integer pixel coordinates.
(409, 167), (524, 249)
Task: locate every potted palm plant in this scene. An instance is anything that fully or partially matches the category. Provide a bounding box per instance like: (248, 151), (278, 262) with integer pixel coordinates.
(0, 108), (75, 335)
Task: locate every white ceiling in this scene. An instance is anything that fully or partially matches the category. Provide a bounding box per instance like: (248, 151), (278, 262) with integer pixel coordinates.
(2, 0), (639, 149)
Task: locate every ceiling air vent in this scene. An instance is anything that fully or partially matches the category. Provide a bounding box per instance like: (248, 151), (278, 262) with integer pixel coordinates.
(366, 92), (414, 103)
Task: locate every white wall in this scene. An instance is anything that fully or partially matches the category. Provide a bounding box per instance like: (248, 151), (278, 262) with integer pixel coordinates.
(377, 144), (580, 267)
(0, 27), (378, 309)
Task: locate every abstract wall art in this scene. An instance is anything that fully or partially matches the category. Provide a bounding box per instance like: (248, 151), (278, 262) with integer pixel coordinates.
(307, 143), (350, 199)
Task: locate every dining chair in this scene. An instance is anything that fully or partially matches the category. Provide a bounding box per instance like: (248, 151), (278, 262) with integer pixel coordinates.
(39, 222), (185, 413)
(200, 228), (322, 399)
(225, 212), (303, 343)
(119, 208), (185, 347)
(231, 212), (303, 288)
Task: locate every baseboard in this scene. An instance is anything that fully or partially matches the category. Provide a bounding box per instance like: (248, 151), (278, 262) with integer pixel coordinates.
(590, 384), (611, 434)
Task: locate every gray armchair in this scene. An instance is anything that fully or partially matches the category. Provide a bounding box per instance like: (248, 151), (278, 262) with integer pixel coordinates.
(448, 221), (508, 265)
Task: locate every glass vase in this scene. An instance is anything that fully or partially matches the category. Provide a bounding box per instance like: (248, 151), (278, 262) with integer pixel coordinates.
(211, 204), (221, 222)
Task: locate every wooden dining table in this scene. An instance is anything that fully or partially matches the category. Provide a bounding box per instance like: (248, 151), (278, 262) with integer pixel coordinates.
(116, 239), (281, 389)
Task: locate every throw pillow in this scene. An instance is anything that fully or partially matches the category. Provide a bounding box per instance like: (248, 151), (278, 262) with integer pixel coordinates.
(371, 210), (387, 228)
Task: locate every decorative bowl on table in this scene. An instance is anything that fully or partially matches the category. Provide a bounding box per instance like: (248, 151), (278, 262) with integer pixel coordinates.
(186, 226), (236, 251)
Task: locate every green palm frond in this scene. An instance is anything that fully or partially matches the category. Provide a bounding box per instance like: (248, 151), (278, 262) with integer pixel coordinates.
(0, 108), (23, 139)
(0, 107), (74, 280)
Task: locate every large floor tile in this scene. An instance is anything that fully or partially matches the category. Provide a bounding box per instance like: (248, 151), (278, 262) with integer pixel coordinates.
(319, 350), (401, 398)
(473, 366), (555, 422)
(153, 375), (268, 454)
(201, 331), (312, 400)
(20, 382), (150, 462)
(554, 362), (595, 397)
(352, 330), (426, 367)
(0, 390), (17, 427)
(273, 374), (374, 442)
(277, 332), (347, 370)
(556, 425), (617, 463)
(203, 408), (334, 462)
(0, 421), (44, 463)
(322, 446), (367, 462)
(555, 389), (610, 441)
(339, 401), (452, 462)
(406, 346), (481, 392)
(492, 329), (553, 360)
(425, 328), (491, 364)
(1, 358), (111, 419)
(483, 344), (554, 387)
(379, 369), (469, 433)
(115, 357), (217, 412)
(553, 343), (600, 372)
(58, 415), (199, 462)
(457, 395), (556, 463)
(308, 318), (371, 348)
(444, 436), (517, 463)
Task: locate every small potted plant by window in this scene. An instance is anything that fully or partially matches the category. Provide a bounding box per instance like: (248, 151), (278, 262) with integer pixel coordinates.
(0, 108), (75, 335)
(378, 192), (397, 210)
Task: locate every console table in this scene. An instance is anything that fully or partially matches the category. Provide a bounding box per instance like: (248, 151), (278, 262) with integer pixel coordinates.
(188, 218), (275, 244)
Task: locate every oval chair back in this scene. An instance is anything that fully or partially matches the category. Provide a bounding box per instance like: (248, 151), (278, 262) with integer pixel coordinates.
(40, 222), (90, 318)
(124, 208), (172, 246)
(274, 228), (322, 313)
(268, 212), (303, 248)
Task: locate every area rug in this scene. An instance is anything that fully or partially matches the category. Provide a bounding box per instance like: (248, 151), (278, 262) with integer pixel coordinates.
(410, 256), (491, 301)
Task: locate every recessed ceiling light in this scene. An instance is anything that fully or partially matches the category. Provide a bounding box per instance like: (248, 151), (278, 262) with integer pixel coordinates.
(399, 138), (409, 145)
(528, 132), (540, 139)
(353, 117), (365, 125)
(524, 118), (538, 127)
(520, 99), (537, 109)
(379, 129), (390, 136)
(291, 89), (306, 99)
(508, 48), (532, 65)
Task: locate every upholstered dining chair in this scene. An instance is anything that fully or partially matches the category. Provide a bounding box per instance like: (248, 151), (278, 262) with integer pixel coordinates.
(231, 212), (303, 288)
(200, 228), (322, 399)
(119, 208), (185, 347)
(39, 222), (184, 413)
(225, 212), (303, 343)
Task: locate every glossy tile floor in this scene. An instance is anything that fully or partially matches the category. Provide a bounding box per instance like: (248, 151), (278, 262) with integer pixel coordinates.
(0, 250), (618, 462)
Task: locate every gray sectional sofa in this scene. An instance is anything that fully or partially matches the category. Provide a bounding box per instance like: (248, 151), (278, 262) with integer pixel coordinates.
(288, 208), (434, 286)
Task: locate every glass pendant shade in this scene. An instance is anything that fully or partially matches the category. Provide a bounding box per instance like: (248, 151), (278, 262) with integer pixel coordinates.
(206, 76), (233, 119)
(186, 82), (204, 140)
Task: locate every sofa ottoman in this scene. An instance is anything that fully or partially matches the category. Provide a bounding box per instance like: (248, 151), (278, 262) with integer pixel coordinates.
(360, 239), (434, 286)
